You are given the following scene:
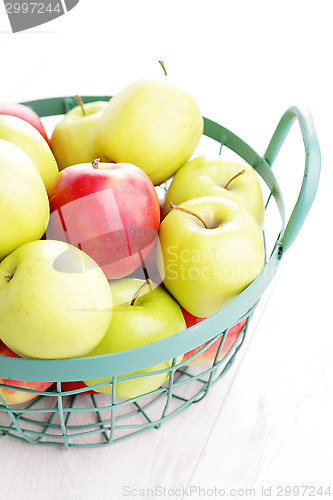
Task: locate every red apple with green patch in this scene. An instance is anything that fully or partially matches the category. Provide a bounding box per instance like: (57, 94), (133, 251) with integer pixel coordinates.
(46, 159), (160, 280)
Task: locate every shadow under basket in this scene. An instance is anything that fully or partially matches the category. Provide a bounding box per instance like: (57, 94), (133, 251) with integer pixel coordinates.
(0, 97), (321, 449)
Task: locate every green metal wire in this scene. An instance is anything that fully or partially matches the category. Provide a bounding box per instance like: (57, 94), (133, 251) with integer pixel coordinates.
(0, 97), (320, 448)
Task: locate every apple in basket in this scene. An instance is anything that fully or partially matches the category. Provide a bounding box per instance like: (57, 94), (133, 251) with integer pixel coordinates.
(95, 71), (204, 186)
(0, 340), (53, 406)
(84, 278), (186, 400)
(46, 159), (160, 280)
(59, 380), (95, 395)
(157, 196), (265, 318)
(0, 240), (113, 360)
(126, 237), (163, 284)
(180, 307), (248, 364)
(164, 156), (265, 230)
(0, 113), (58, 189)
(0, 139), (50, 262)
(50, 97), (108, 171)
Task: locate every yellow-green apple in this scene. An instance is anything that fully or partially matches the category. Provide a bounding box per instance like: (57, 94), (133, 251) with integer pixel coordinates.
(157, 196), (265, 318)
(164, 156), (265, 230)
(0, 102), (50, 145)
(0, 139), (50, 261)
(50, 100), (108, 171)
(0, 340), (52, 406)
(95, 78), (203, 185)
(0, 114), (58, 189)
(180, 308), (247, 365)
(46, 159), (160, 279)
(84, 279), (186, 400)
(0, 240), (113, 359)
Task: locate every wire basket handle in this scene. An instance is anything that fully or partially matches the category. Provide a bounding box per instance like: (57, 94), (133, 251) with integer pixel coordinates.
(264, 106), (320, 253)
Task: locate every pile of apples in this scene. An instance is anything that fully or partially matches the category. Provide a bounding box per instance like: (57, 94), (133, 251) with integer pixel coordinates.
(0, 68), (265, 406)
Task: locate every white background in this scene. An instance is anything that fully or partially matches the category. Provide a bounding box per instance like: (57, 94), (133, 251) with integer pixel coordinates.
(0, 1), (332, 499)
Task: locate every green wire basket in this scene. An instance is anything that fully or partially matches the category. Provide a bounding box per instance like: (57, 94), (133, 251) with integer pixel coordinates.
(0, 97), (321, 449)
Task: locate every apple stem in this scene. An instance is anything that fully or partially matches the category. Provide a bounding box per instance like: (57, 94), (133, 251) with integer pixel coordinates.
(75, 94), (86, 116)
(169, 203), (209, 229)
(4, 274), (14, 282)
(158, 60), (167, 76)
(130, 279), (152, 306)
(224, 169), (246, 189)
(92, 158), (100, 169)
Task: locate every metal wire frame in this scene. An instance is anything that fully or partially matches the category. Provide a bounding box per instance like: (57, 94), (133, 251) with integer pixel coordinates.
(0, 312), (254, 449)
(0, 97), (320, 449)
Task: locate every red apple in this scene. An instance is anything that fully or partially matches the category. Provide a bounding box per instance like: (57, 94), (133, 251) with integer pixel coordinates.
(181, 308), (247, 365)
(59, 381), (95, 395)
(0, 103), (50, 145)
(46, 160), (160, 279)
(0, 340), (53, 406)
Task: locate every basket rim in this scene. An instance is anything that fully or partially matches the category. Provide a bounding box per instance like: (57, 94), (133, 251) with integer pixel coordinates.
(0, 96), (285, 382)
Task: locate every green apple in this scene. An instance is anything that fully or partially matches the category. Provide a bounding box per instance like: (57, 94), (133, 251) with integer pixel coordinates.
(157, 196), (265, 318)
(0, 240), (113, 359)
(50, 100), (108, 171)
(0, 139), (50, 262)
(164, 156), (265, 230)
(0, 114), (58, 189)
(84, 279), (186, 400)
(95, 78), (203, 185)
